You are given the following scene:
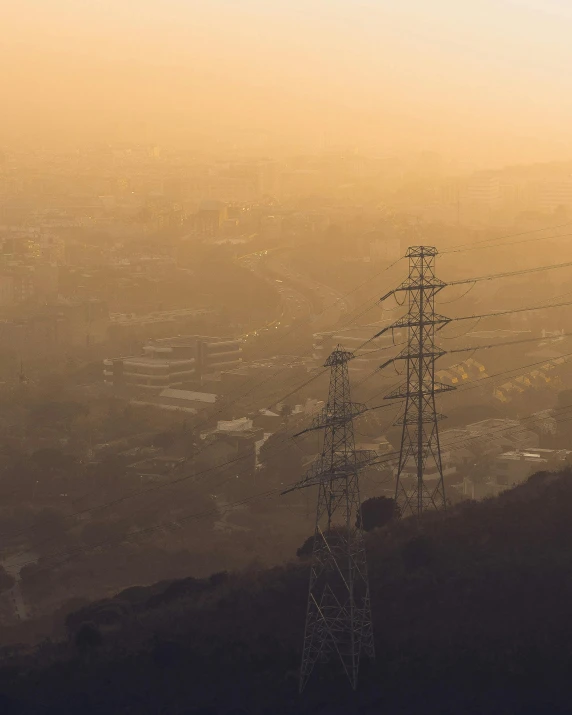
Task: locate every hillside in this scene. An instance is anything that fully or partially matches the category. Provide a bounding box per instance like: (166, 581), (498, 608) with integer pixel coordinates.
(2, 469), (572, 714)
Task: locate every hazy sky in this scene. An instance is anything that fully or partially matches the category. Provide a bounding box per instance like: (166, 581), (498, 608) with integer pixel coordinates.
(3, 1), (572, 165)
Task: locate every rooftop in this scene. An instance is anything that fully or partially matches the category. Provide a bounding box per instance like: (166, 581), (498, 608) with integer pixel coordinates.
(498, 448), (571, 463)
(159, 388), (216, 404)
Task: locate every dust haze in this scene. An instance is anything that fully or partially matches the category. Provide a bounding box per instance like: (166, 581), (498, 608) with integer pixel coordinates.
(0, 2), (571, 714)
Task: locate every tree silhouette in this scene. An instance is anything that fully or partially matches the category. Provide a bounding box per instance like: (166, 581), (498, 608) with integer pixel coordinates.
(356, 496), (400, 531)
(74, 622), (103, 658)
(0, 566), (15, 594)
(402, 535), (433, 570)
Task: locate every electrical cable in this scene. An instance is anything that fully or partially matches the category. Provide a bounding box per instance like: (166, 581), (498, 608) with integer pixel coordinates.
(447, 332), (572, 355)
(439, 316), (482, 340)
(10, 251), (572, 570)
(448, 260), (572, 287)
(366, 349), (572, 405)
(26, 261), (400, 525)
(438, 281), (477, 304)
(16, 398), (572, 574)
(442, 221), (572, 254)
(449, 298), (572, 323)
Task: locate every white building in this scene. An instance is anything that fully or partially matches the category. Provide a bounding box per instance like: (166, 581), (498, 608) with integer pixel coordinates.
(131, 388), (217, 414)
(104, 334), (242, 391)
(463, 447), (570, 500)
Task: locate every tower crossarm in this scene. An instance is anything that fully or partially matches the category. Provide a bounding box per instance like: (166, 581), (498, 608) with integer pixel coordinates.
(281, 449), (377, 494)
(373, 313), (450, 339)
(379, 349), (448, 372)
(383, 381), (456, 400)
(293, 403), (369, 438)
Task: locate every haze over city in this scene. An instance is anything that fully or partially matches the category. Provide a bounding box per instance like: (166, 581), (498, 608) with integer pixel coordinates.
(1, 1), (572, 713)
(3, 1), (572, 165)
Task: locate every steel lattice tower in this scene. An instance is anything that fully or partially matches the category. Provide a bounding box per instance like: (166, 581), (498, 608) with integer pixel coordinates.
(283, 346), (375, 692)
(375, 246), (455, 517)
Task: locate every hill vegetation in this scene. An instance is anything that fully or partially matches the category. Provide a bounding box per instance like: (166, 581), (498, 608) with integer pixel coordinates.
(2, 469), (572, 713)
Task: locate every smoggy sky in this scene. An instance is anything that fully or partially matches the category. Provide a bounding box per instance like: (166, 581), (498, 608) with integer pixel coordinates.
(3, 0), (572, 166)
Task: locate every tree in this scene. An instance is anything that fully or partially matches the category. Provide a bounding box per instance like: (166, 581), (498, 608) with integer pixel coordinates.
(356, 496), (400, 532)
(74, 622), (103, 658)
(280, 404), (292, 419)
(20, 564), (52, 604)
(402, 535), (433, 570)
(296, 527), (349, 559)
(296, 534), (314, 559)
(0, 566), (15, 594)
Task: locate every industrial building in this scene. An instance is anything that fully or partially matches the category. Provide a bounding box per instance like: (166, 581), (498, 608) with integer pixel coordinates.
(103, 334), (242, 391)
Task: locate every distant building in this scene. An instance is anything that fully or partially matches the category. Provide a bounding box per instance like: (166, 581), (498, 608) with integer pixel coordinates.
(131, 388), (217, 414)
(436, 358), (487, 387)
(355, 436), (392, 457)
(187, 200), (228, 237)
(200, 417), (264, 474)
(441, 418), (541, 460)
(465, 172), (501, 209)
(253, 408), (281, 432)
(538, 177), (572, 213)
(104, 334), (242, 391)
(0, 269), (34, 306)
(463, 447), (571, 499)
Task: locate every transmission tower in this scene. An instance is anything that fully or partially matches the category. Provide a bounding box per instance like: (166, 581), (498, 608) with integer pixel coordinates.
(283, 346), (375, 692)
(375, 246), (455, 517)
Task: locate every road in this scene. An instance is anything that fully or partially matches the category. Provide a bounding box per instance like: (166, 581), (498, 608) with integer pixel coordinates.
(237, 249), (313, 339)
(265, 250), (352, 331)
(237, 247), (352, 337)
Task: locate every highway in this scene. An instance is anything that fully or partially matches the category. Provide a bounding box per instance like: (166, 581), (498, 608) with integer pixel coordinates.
(237, 247), (352, 338)
(265, 250), (351, 331)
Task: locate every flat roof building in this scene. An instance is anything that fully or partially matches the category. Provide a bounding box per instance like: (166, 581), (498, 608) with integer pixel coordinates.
(104, 334), (242, 392)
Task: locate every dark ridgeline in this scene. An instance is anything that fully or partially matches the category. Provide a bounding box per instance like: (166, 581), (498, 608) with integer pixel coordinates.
(2, 469), (572, 713)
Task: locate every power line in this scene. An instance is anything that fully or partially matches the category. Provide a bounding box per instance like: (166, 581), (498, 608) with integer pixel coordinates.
(16, 264), (402, 530)
(442, 221), (572, 254)
(455, 355), (572, 393)
(443, 229), (572, 255)
(447, 332), (572, 355)
(17, 399), (572, 575)
(72, 253), (565, 526)
(10, 246), (572, 575)
(447, 298), (572, 323)
(367, 349), (572, 408)
(448, 260), (572, 287)
(0, 422), (300, 544)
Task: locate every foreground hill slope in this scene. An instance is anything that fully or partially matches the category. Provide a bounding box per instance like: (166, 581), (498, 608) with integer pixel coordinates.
(3, 469), (572, 714)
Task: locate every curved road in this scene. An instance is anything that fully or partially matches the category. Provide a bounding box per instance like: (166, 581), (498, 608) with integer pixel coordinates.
(237, 248), (352, 338)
